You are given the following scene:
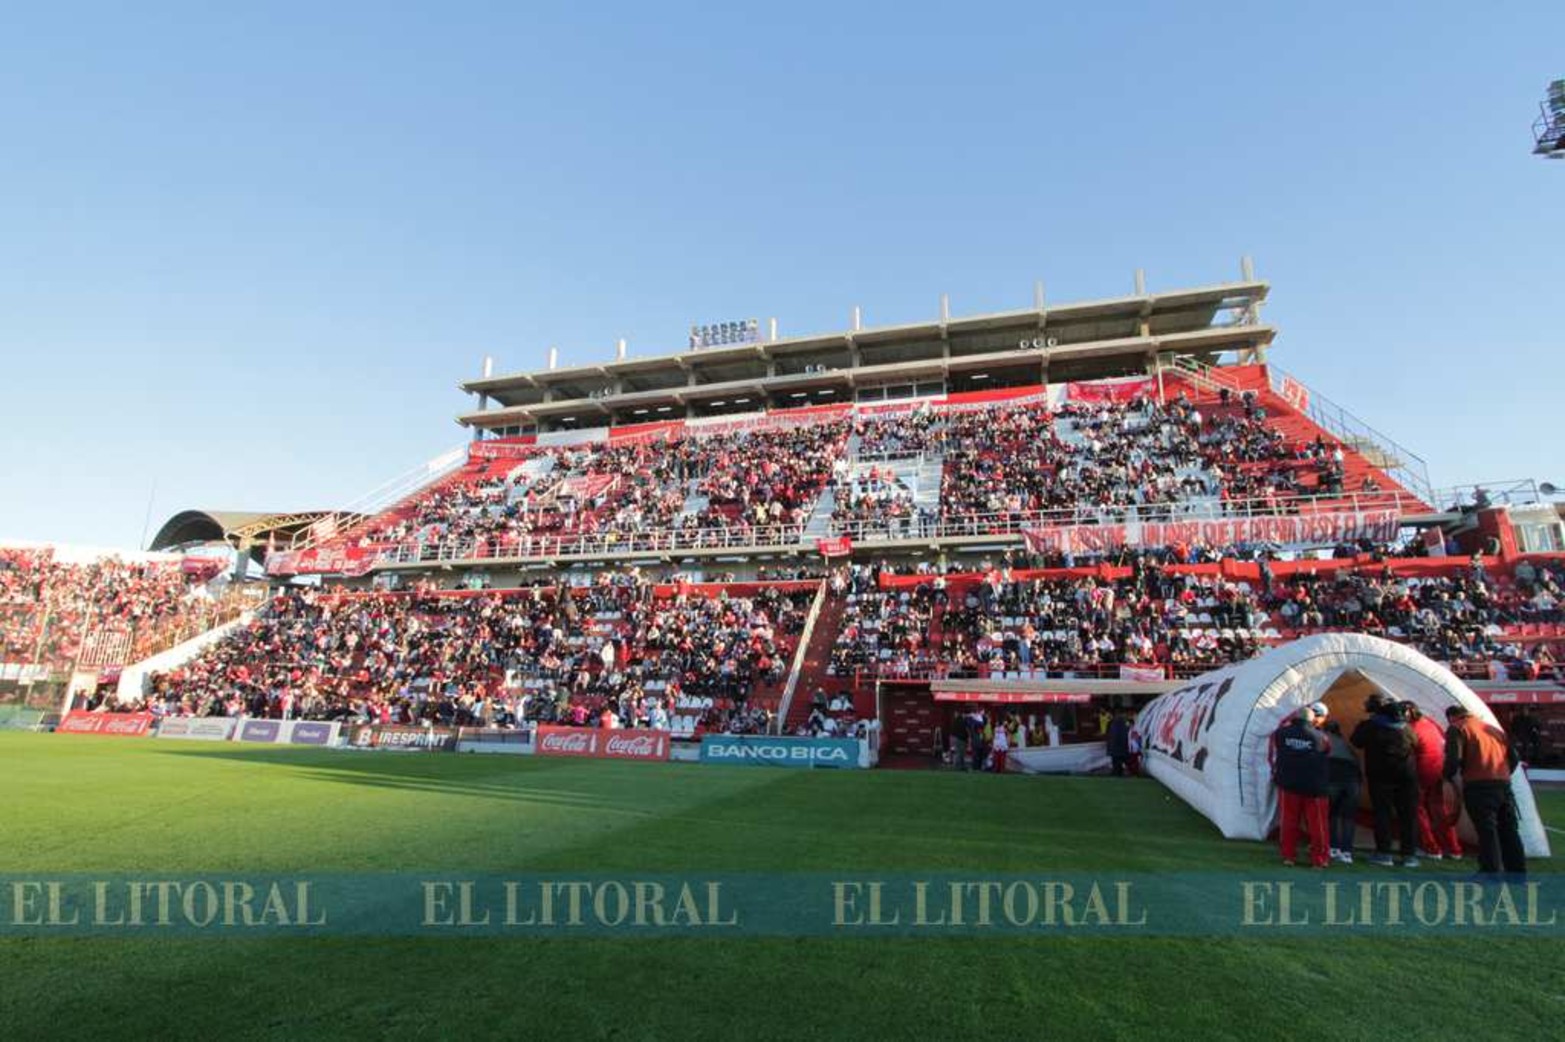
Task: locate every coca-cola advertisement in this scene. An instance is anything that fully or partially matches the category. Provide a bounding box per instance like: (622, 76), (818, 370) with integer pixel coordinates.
(56, 711), (155, 737)
(535, 725), (670, 762)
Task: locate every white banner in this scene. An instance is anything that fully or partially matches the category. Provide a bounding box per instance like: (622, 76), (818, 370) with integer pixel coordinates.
(156, 716), (239, 741)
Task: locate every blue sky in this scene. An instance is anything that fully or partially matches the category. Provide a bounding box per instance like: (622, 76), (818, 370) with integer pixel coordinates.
(1, 1), (1561, 547)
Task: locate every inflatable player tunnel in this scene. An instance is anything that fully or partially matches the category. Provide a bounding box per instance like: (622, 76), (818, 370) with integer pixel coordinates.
(1134, 633), (1551, 856)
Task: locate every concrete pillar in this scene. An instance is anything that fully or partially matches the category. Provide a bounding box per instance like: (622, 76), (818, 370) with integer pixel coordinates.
(940, 294), (950, 323)
(852, 306), (862, 332)
(1241, 255), (1255, 281)
(616, 338), (627, 360)
(769, 317), (779, 342)
(1034, 280), (1045, 311)
(1134, 269), (1146, 296)
(482, 355), (494, 379)
(548, 347), (559, 370)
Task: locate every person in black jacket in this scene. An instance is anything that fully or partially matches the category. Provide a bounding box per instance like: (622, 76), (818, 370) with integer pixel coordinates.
(1351, 693), (1421, 867)
(1272, 704), (1331, 867)
(1107, 712), (1133, 777)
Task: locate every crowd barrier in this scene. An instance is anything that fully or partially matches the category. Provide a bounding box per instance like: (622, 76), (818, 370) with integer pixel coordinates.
(158, 717), (239, 741)
(49, 715), (876, 769)
(234, 719), (342, 747)
(56, 711), (155, 737)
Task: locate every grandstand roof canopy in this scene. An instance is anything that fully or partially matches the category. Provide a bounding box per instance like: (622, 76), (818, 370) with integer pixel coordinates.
(457, 277), (1274, 431)
(150, 509), (350, 554)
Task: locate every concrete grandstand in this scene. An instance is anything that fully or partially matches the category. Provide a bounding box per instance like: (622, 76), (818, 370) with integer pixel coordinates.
(23, 267), (1565, 770)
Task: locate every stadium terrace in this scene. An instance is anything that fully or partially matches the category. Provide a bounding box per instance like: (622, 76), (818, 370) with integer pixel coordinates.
(9, 266), (1564, 792)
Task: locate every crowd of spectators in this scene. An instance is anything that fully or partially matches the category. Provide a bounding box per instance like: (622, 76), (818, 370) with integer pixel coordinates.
(937, 392), (1365, 530)
(147, 578), (813, 735)
(349, 424), (850, 558)
(1, 548), (226, 669)
(677, 422), (848, 538)
(829, 466), (933, 537)
(324, 387), (1408, 566)
(827, 557), (1565, 683)
(853, 411), (944, 458)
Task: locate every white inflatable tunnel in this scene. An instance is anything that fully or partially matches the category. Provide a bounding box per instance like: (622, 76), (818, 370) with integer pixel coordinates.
(1134, 633), (1551, 857)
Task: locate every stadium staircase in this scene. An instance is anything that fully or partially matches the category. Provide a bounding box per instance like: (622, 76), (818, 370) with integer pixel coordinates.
(777, 584), (852, 733)
(803, 489), (837, 539)
(1164, 357), (1434, 513)
(912, 456), (944, 514)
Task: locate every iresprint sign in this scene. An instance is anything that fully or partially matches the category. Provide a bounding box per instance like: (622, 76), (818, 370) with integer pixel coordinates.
(699, 735), (861, 769)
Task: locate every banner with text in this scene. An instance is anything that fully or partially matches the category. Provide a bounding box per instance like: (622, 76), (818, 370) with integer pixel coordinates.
(235, 719), (343, 746)
(348, 724), (458, 752)
(56, 712), (154, 738)
(1065, 377), (1155, 404)
(1022, 510), (1402, 556)
(535, 726), (670, 761)
(699, 734), (861, 769)
(157, 717), (239, 741)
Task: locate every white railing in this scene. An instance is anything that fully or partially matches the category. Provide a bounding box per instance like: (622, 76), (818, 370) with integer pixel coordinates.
(1433, 479), (1548, 511)
(1264, 364), (1435, 508)
(773, 580), (828, 734)
(373, 522), (812, 566)
(290, 445), (469, 551)
(831, 488), (1423, 543)
(367, 487), (1426, 568)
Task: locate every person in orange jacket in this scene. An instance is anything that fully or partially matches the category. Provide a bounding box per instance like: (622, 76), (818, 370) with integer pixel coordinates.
(1443, 705), (1525, 878)
(1401, 702), (1462, 860)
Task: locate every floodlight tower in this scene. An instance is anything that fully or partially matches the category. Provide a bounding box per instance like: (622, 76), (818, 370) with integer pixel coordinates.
(1534, 79), (1565, 159)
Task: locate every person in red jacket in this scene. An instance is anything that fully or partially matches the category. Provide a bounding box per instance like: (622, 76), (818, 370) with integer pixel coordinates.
(1401, 702), (1462, 860)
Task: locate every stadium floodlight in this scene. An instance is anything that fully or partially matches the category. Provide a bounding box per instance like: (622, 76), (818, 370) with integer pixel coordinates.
(1533, 79), (1565, 158)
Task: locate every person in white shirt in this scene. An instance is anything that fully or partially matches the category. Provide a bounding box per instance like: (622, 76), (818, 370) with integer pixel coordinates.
(991, 720), (1011, 773)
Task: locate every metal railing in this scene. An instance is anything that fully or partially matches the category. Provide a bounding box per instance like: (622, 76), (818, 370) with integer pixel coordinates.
(1432, 479), (1550, 512)
(289, 445), (469, 551)
(773, 580), (829, 734)
(368, 486), (1423, 569)
(374, 522), (813, 566)
(832, 487), (1422, 542)
(1263, 364), (1435, 508)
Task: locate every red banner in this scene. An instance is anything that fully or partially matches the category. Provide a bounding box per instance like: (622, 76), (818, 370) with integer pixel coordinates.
(534, 725), (670, 761)
(266, 545), (378, 578)
(1022, 510), (1402, 555)
(1478, 689), (1565, 705)
(468, 437), (538, 461)
(932, 691), (1093, 704)
(180, 555), (228, 580)
(1066, 377), (1155, 404)
(57, 711), (154, 737)
(816, 536), (853, 558)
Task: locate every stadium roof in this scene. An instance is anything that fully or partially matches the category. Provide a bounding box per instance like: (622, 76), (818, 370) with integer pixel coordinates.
(456, 277), (1273, 429)
(149, 509), (350, 554)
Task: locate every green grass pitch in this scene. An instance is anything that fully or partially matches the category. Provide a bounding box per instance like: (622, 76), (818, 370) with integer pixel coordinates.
(0, 732), (1560, 1040)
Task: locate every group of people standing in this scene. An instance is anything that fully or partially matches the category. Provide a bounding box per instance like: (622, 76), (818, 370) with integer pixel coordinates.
(1271, 694), (1526, 877)
(947, 708), (1060, 772)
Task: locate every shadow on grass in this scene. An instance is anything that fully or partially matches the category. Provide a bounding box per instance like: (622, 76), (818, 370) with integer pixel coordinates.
(146, 741), (778, 818)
